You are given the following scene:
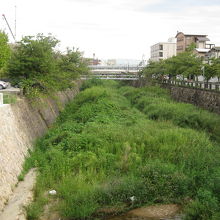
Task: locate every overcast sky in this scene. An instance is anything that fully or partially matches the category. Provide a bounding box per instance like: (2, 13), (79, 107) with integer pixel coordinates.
(1, 0), (220, 60)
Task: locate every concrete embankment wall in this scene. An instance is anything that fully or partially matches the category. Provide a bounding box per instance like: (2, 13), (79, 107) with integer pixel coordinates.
(0, 85), (81, 211)
(162, 84), (220, 114)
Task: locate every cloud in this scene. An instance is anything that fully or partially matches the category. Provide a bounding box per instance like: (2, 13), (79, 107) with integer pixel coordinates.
(1, 0), (220, 59)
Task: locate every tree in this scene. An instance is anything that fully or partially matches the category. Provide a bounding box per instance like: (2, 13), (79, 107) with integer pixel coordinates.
(0, 31), (11, 77)
(141, 60), (166, 81)
(7, 33), (59, 80)
(58, 47), (89, 79)
(202, 58), (220, 82)
(6, 34), (89, 98)
(142, 51), (202, 82)
(165, 51), (202, 80)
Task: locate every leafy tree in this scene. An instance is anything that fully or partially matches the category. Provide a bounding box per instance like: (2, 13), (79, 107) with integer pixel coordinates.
(165, 52), (202, 80)
(7, 33), (59, 80)
(141, 60), (166, 81)
(0, 31), (11, 77)
(142, 51), (202, 81)
(186, 42), (197, 52)
(58, 47), (89, 80)
(211, 58), (220, 79)
(6, 34), (88, 98)
(203, 63), (216, 82)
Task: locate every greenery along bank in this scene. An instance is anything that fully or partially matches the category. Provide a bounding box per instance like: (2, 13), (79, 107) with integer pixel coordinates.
(141, 48), (220, 82)
(23, 80), (220, 220)
(0, 32), (89, 99)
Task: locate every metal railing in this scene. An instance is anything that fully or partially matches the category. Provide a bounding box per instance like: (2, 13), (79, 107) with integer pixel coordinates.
(162, 79), (220, 92)
(81, 73), (139, 81)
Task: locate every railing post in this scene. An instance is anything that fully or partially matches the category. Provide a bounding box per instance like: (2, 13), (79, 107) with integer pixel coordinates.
(0, 93), (3, 105)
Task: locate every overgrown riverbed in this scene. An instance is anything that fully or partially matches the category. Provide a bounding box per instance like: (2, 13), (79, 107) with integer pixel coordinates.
(22, 80), (220, 220)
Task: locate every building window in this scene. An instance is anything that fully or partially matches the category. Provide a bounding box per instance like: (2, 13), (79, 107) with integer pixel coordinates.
(159, 52), (163, 57)
(159, 44), (163, 50)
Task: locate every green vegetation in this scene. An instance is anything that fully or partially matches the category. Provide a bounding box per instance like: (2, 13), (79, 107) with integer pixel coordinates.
(0, 32), (88, 100)
(3, 93), (17, 104)
(6, 34), (88, 99)
(0, 31), (11, 78)
(120, 86), (220, 142)
(141, 49), (220, 82)
(22, 80), (220, 220)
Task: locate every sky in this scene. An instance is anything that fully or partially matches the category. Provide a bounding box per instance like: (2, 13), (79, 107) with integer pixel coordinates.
(1, 0), (220, 60)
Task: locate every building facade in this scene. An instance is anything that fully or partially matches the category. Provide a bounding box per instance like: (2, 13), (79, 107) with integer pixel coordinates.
(175, 32), (210, 56)
(150, 39), (176, 62)
(208, 47), (220, 59)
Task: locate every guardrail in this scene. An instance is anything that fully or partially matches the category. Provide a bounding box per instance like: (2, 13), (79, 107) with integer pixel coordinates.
(0, 93), (3, 105)
(0, 92), (17, 105)
(162, 79), (220, 92)
(81, 73), (139, 81)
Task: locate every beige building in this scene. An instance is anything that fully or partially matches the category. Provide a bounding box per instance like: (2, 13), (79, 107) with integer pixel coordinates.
(175, 32), (210, 56)
(207, 47), (220, 59)
(150, 38), (176, 62)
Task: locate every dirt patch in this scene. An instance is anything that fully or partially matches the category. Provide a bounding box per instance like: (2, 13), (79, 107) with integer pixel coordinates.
(128, 204), (180, 218)
(108, 204), (182, 220)
(39, 199), (61, 220)
(0, 168), (37, 220)
(128, 204), (181, 218)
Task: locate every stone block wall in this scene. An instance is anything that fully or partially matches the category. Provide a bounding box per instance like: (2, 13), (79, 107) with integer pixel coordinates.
(163, 84), (220, 114)
(0, 85), (81, 211)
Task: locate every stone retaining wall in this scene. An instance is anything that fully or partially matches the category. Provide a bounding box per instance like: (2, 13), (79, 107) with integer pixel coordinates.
(0, 84), (81, 211)
(162, 84), (220, 114)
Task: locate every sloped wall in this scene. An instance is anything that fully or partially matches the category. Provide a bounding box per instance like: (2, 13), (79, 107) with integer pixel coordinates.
(162, 84), (220, 114)
(0, 85), (81, 211)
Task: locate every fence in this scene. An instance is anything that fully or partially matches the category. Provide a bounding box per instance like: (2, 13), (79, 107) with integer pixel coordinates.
(162, 79), (220, 92)
(0, 93), (17, 105)
(0, 93), (3, 105)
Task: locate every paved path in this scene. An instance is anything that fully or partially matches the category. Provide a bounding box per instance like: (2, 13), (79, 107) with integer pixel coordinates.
(0, 169), (36, 220)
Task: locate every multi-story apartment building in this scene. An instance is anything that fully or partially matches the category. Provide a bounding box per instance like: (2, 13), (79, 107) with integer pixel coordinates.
(175, 32), (210, 56)
(150, 38), (176, 62)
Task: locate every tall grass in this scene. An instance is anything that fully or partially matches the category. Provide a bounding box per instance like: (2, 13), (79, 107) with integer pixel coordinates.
(120, 86), (220, 142)
(24, 80), (220, 219)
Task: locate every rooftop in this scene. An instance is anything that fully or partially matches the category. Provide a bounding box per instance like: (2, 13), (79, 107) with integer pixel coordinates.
(175, 32), (207, 38)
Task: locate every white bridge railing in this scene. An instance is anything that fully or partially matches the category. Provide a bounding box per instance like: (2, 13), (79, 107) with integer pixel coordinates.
(81, 73), (139, 81)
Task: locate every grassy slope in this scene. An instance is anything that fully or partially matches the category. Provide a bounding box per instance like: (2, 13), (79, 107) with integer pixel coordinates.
(24, 80), (220, 220)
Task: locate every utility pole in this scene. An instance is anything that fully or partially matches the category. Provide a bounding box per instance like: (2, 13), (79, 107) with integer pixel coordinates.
(2, 14), (16, 42)
(14, 5), (17, 41)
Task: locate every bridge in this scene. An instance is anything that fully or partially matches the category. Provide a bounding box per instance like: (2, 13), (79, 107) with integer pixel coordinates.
(81, 73), (139, 81)
(81, 65), (143, 80)
(89, 65), (143, 74)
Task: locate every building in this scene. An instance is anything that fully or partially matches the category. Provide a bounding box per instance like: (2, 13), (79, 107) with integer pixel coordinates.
(207, 47), (220, 59)
(106, 59), (117, 66)
(84, 58), (101, 66)
(150, 38), (176, 62)
(175, 32), (211, 57)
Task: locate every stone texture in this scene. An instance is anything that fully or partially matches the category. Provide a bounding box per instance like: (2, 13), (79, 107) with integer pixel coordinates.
(162, 84), (220, 114)
(0, 83), (81, 212)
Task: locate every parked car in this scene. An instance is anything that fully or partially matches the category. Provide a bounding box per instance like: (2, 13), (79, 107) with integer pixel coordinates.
(0, 81), (9, 90)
